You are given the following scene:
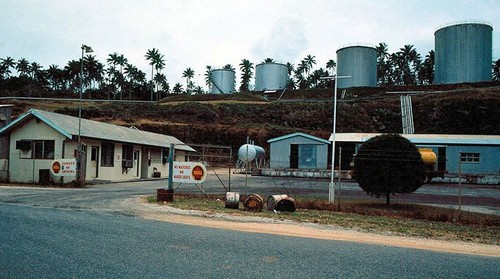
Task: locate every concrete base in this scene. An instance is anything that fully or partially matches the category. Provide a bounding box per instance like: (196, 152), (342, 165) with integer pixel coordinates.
(260, 168), (351, 179)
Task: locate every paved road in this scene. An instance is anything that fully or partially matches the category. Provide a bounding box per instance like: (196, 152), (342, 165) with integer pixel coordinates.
(1, 202), (499, 278)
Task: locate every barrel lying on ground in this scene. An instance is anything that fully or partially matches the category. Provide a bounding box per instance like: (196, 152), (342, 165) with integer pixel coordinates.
(267, 195), (296, 212)
(243, 194), (264, 212)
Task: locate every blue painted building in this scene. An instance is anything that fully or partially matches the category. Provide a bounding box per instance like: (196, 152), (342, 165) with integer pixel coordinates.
(334, 133), (500, 183)
(268, 132), (330, 170)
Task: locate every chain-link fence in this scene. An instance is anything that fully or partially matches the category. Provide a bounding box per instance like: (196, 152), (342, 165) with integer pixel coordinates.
(174, 161), (500, 217)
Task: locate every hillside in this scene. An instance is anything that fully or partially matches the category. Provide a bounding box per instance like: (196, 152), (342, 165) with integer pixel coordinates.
(1, 82), (499, 153)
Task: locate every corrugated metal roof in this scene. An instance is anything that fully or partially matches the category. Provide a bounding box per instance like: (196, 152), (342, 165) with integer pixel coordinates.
(0, 109), (195, 152)
(268, 132), (330, 144)
(330, 133), (500, 145)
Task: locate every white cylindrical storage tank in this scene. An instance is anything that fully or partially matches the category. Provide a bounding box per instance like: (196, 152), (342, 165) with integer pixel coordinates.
(254, 62), (288, 91)
(336, 44), (377, 89)
(434, 21), (493, 84)
(211, 69), (235, 94)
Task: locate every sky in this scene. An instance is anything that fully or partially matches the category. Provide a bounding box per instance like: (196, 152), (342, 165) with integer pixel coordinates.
(1, 0), (499, 89)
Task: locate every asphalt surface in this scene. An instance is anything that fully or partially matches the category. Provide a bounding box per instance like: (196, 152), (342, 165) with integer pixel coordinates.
(1, 203), (499, 278)
(0, 172), (499, 278)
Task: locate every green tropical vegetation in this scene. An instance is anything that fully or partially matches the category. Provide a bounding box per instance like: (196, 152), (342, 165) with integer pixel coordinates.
(239, 59), (254, 92)
(354, 134), (425, 205)
(1, 42), (499, 99)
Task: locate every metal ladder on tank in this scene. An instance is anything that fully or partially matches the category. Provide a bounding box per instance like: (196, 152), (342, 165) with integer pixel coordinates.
(400, 95), (414, 134)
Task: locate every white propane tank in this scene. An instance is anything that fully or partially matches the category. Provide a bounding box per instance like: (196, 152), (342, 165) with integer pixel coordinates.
(238, 144), (257, 162)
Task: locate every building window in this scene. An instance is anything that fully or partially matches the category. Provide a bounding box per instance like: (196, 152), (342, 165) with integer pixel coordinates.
(150, 148), (162, 164)
(161, 148), (170, 164)
(122, 144), (134, 168)
(101, 142), (115, 167)
(17, 140), (54, 159)
(460, 152), (480, 163)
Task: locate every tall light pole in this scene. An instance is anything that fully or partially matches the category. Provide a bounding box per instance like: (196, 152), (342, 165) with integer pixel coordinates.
(321, 69), (350, 203)
(79, 44), (93, 143)
(77, 44), (93, 186)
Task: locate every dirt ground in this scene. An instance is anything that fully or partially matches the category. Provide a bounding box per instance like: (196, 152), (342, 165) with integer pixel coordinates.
(136, 198), (500, 258)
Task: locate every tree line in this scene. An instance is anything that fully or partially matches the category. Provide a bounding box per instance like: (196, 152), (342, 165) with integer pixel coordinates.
(1, 44), (500, 100)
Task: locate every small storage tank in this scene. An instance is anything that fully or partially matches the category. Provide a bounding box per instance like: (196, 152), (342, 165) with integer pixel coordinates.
(211, 69), (235, 94)
(336, 44), (377, 88)
(254, 62), (288, 91)
(434, 21), (493, 84)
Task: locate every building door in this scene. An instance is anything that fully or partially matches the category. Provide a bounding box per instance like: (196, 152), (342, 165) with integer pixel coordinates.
(290, 144), (299, 169)
(299, 145), (316, 169)
(438, 147), (447, 172)
(140, 147), (149, 179)
(133, 150), (140, 177)
(90, 146), (99, 178)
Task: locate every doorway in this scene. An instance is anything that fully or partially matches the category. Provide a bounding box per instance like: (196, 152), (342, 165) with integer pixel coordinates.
(438, 147), (447, 172)
(290, 144), (299, 169)
(133, 150), (140, 177)
(90, 146), (99, 178)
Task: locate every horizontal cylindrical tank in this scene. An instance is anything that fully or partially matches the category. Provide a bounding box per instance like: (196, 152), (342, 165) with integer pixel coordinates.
(238, 144), (265, 162)
(211, 69), (235, 94)
(418, 148), (437, 166)
(434, 21), (493, 84)
(336, 44), (377, 88)
(254, 62), (288, 91)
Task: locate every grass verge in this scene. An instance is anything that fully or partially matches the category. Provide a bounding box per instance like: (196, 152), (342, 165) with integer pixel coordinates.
(148, 194), (499, 245)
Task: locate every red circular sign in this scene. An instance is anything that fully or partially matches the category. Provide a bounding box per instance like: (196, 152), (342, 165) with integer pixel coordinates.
(192, 165), (204, 180)
(52, 161), (61, 174)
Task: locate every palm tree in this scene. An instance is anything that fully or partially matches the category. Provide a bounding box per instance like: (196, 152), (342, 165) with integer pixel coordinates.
(106, 53), (119, 98)
(84, 55), (103, 92)
(1, 57), (16, 78)
(145, 48), (165, 101)
(124, 63), (138, 99)
(239, 59), (254, 92)
(107, 53), (127, 99)
(284, 62), (295, 89)
(172, 83), (183, 94)
(47, 64), (61, 90)
(310, 68), (329, 89)
(16, 58), (30, 77)
(182, 67), (195, 94)
(154, 72), (168, 98)
(326, 59), (336, 76)
(204, 65), (212, 92)
(105, 67), (119, 99)
(304, 54), (316, 75)
(29, 62), (42, 79)
(145, 48), (158, 100)
(263, 58), (275, 63)
(294, 63), (307, 89)
(376, 42), (390, 85)
(493, 59), (500, 81)
(223, 64), (234, 71)
(64, 60), (81, 92)
(398, 44), (421, 85)
(419, 50), (434, 85)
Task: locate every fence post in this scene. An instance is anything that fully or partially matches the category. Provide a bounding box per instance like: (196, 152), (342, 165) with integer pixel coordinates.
(457, 152), (462, 220)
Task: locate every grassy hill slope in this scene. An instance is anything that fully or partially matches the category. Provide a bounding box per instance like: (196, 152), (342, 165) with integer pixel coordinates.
(2, 83), (499, 152)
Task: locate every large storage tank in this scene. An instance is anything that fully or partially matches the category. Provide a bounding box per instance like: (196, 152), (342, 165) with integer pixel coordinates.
(434, 21), (493, 84)
(254, 62), (288, 91)
(336, 44), (377, 88)
(211, 69), (235, 94)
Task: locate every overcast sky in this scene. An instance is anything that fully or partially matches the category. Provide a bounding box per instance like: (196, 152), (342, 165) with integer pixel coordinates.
(1, 0), (499, 89)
